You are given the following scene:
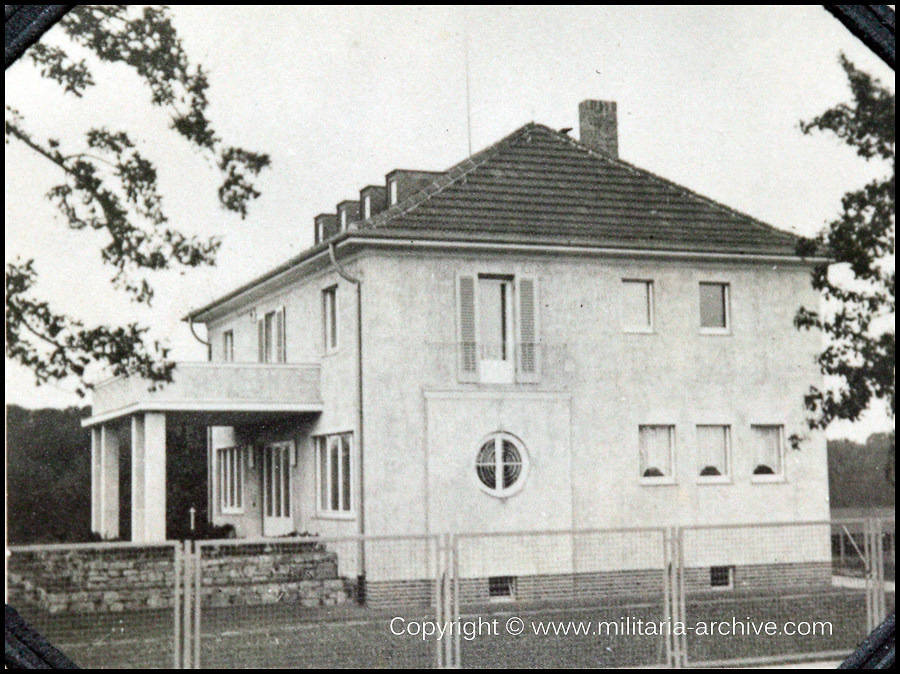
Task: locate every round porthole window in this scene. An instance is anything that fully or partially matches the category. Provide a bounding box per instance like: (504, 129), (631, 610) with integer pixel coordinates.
(475, 433), (529, 497)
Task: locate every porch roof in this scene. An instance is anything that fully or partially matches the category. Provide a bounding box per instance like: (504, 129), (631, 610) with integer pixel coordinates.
(82, 362), (322, 427)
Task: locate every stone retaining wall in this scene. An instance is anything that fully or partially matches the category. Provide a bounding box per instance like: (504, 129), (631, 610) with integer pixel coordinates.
(8, 543), (351, 614)
(198, 543), (352, 607)
(8, 547), (177, 614)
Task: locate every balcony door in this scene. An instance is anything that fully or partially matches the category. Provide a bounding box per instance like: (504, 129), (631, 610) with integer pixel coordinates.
(478, 276), (515, 383)
(262, 441), (293, 537)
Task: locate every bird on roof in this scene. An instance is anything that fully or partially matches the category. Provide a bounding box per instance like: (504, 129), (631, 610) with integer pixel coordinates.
(560, 127), (573, 135)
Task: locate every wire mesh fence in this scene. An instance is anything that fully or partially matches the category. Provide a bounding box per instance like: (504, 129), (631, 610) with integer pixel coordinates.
(6, 541), (181, 668)
(188, 534), (444, 668)
(452, 527), (672, 668)
(6, 519), (893, 668)
(677, 520), (880, 667)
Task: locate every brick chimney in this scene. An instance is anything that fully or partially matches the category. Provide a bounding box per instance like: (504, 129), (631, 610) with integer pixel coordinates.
(579, 100), (618, 159)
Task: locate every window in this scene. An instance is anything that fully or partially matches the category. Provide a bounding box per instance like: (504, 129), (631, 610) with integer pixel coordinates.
(218, 446), (244, 514)
(639, 425), (675, 482)
(710, 565), (734, 589)
(699, 282), (729, 331)
(475, 433), (529, 497)
(257, 308), (285, 363)
(478, 276), (514, 362)
(315, 221), (324, 243)
(389, 180), (398, 205)
(622, 280), (654, 332)
(223, 330), (234, 362)
(322, 286), (338, 353)
(751, 425), (785, 480)
(340, 209), (348, 230)
(488, 576), (516, 601)
(316, 433), (353, 515)
(457, 274), (539, 383)
(697, 425), (730, 480)
(363, 195), (371, 219)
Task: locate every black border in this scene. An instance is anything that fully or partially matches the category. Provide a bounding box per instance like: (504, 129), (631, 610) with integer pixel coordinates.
(4, 4), (896, 670)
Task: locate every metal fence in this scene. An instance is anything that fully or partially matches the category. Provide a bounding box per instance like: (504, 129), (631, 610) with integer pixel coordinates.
(186, 534), (445, 668)
(675, 520), (874, 667)
(6, 518), (894, 668)
(452, 527), (672, 668)
(6, 541), (182, 668)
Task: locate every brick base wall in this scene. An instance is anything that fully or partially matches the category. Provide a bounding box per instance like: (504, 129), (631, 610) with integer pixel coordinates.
(684, 561), (832, 594)
(366, 562), (832, 608)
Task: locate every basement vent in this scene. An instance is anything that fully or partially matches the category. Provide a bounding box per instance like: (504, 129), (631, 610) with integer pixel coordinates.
(710, 565), (734, 589)
(488, 576), (516, 600)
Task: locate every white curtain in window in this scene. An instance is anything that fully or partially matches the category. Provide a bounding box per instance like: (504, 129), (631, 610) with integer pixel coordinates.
(753, 426), (782, 475)
(697, 425), (728, 476)
(639, 426), (672, 478)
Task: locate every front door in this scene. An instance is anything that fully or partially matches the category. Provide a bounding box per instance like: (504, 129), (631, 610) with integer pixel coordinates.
(262, 441), (293, 537)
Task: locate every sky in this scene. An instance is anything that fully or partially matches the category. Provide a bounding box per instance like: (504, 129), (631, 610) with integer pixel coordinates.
(4, 6), (895, 441)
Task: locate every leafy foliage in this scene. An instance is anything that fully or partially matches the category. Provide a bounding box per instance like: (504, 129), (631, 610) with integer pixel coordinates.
(795, 55), (895, 433)
(6, 405), (93, 543)
(828, 433), (895, 506)
(6, 5), (270, 395)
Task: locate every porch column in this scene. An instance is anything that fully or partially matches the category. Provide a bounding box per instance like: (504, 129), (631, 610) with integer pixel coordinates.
(90, 427), (101, 534)
(131, 412), (167, 542)
(98, 424), (120, 539)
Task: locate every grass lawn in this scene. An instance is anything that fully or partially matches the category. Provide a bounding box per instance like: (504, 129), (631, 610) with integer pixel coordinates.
(13, 586), (886, 668)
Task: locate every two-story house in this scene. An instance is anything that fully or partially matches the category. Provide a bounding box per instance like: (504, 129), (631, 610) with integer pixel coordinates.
(83, 100), (830, 596)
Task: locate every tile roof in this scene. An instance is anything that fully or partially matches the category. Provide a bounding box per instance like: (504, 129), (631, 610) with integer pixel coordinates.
(361, 123), (800, 256)
(187, 123), (807, 322)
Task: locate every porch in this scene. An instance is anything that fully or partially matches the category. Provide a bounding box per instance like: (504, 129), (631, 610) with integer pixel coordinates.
(82, 362), (322, 542)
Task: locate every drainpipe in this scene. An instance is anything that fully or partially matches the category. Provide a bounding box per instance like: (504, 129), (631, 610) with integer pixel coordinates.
(328, 243), (366, 595)
(188, 314), (213, 524)
(188, 315), (211, 361)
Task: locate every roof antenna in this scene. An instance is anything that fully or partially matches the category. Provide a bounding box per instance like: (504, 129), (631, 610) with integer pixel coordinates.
(463, 7), (473, 156)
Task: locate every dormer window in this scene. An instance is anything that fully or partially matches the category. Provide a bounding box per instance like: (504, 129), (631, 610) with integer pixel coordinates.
(340, 210), (348, 230)
(389, 180), (398, 205)
(363, 195), (371, 219)
(315, 221), (324, 244)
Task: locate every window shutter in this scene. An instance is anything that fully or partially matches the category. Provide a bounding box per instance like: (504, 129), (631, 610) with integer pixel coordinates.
(257, 315), (265, 362)
(276, 307), (285, 362)
(516, 275), (540, 382)
(457, 274), (478, 382)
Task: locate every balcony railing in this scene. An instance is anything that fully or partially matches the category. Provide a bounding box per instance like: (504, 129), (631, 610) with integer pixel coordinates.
(87, 362), (322, 424)
(424, 342), (571, 387)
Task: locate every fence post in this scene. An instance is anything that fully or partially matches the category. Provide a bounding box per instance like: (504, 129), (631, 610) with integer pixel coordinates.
(193, 540), (202, 669)
(864, 519), (875, 633)
(452, 533), (461, 669)
(675, 526), (687, 668)
(874, 518), (886, 627)
(174, 541), (182, 669)
(183, 541), (191, 669)
(663, 527), (673, 668)
(434, 535), (445, 668)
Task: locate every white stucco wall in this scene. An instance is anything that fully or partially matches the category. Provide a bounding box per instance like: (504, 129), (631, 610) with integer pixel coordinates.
(358, 248), (829, 542)
(203, 245), (829, 571)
